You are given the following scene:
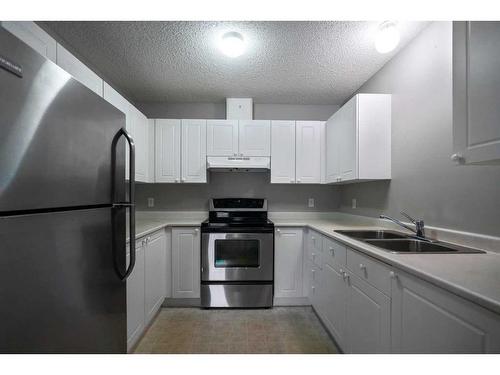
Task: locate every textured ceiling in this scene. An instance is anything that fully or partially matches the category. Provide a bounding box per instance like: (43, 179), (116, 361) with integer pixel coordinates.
(41, 21), (428, 105)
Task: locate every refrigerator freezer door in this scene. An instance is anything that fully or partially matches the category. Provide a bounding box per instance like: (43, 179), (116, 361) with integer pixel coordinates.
(0, 207), (126, 353)
(0, 28), (125, 212)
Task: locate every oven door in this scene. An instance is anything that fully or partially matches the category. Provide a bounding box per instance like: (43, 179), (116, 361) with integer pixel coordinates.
(201, 231), (274, 282)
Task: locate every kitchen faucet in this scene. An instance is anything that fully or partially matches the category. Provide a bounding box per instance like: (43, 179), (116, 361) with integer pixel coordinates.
(380, 211), (426, 239)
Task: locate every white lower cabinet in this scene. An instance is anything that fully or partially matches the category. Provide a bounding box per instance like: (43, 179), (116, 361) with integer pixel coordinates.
(126, 240), (145, 351)
(318, 262), (347, 346)
(171, 227), (201, 299)
(274, 227), (304, 299)
(144, 231), (167, 324)
(391, 270), (500, 353)
(126, 230), (167, 351)
(345, 271), (390, 353)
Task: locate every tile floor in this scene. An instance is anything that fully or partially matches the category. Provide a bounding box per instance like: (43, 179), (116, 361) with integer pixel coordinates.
(133, 306), (339, 354)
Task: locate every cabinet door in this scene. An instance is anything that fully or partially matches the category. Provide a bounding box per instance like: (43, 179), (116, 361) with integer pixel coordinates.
(391, 271), (500, 353)
(338, 97), (357, 182)
(319, 263), (347, 346)
(453, 22), (500, 164)
(345, 272), (390, 353)
(206, 120), (239, 156)
(274, 228), (304, 298)
(133, 108), (149, 183)
(145, 232), (167, 325)
(126, 241), (145, 350)
(172, 227), (200, 299)
(325, 114), (340, 183)
(181, 119), (207, 183)
(296, 121), (323, 184)
(1, 21), (57, 62)
(56, 44), (103, 96)
(238, 120), (271, 156)
(271, 121), (296, 183)
(155, 119), (181, 183)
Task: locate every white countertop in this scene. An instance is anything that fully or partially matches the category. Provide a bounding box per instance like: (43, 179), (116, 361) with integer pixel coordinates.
(129, 211), (500, 315)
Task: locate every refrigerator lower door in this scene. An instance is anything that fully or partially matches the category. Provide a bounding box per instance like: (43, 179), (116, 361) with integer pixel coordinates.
(0, 207), (126, 353)
(0, 28), (125, 212)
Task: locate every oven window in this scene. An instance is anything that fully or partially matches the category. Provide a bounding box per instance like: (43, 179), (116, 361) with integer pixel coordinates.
(214, 239), (260, 267)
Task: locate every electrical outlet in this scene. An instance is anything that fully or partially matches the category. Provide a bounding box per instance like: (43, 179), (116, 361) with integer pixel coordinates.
(147, 197), (154, 208)
(308, 198), (315, 208)
(352, 198), (357, 209)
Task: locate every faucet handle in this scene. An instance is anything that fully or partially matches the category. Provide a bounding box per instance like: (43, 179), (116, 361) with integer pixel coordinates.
(400, 211), (417, 224)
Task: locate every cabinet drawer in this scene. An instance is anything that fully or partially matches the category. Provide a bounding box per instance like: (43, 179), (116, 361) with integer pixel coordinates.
(322, 237), (347, 272)
(346, 248), (391, 295)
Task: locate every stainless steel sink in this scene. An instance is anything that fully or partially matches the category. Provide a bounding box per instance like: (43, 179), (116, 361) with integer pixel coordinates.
(364, 239), (485, 254)
(334, 230), (411, 240)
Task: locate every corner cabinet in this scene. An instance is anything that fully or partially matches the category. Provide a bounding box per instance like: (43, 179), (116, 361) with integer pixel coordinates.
(171, 227), (201, 299)
(326, 94), (391, 184)
(270, 121), (325, 184)
(155, 119), (206, 183)
(453, 22), (500, 164)
(391, 270), (500, 353)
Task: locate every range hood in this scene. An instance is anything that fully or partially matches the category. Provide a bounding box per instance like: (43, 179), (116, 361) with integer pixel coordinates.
(207, 156), (270, 172)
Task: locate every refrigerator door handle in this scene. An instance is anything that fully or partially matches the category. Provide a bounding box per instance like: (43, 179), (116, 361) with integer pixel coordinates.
(111, 128), (136, 281)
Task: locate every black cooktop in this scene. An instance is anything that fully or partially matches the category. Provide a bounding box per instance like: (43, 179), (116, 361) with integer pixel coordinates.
(203, 198), (273, 230)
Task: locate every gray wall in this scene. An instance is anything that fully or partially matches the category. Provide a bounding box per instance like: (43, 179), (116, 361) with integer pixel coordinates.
(136, 172), (340, 212)
(339, 22), (500, 237)
(137, 102), (339, 121)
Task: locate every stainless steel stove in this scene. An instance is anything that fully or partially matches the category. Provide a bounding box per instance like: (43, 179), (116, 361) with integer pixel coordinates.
(201, 198), (274, 308)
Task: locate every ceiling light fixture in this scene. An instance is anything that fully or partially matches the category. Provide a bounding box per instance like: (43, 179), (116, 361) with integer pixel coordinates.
(218, 31), (246, 58)
(375, 21), (400, 54)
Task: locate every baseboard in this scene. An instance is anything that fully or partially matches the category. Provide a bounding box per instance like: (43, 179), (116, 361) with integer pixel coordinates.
(311, 305), (344, 354)
(273, 297), (311, 306)
(163, 298), (201, 307)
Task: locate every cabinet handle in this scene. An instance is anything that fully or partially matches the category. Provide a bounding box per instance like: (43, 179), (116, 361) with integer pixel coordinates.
(297, 179), (301, 183)
(290, 179), (294, 183)
(239, 153), (243, 157)
(390, 271), (397, 279)
(175, 178), (179, 183)
(194, 228), (199, 233)
(451, 153), (465, 163)
(339, 268), (343, 274)
(359, 263), (366, 270)
(311, 236), (315, 241)
(181, 178), (186, 183)
(233, 153), (237, 156)
(344, 273), (349, 281)
(329, 247), (334, 255)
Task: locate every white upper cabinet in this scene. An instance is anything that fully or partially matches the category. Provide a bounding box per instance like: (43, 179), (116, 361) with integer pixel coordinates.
(1, 21), (56, 62)
(326, 94), (391, 184)
(155, 119), (181, 183)
(453, 22), (500, 164)
(55, 44), (103, 96)
(206, 120), (239, 156)
(238, 120), (271, 156)
(181, 119), (207, 183)
(271, 121), (296, 183)
(132, 107), (150, 183)
(296, 121), (324, 184)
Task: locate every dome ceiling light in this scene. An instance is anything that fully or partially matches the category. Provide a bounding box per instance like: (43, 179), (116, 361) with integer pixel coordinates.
(218, 31), (246, 58)
(375, 21), (400, 54)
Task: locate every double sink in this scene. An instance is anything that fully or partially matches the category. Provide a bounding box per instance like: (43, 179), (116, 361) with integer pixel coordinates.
(334, 230), (485, 254)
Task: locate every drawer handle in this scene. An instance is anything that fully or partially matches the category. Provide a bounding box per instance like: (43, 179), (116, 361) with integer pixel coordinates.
(359, 263), (366, 270)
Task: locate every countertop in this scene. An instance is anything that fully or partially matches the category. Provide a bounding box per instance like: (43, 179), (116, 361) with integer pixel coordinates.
(129, 211), (500, 315)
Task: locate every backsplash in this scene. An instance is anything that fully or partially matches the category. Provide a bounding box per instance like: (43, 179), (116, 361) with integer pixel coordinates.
(135, 171), (340, 212)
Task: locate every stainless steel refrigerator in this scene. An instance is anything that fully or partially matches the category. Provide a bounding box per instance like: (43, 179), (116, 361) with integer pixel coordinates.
(0, 28), (136, 353)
